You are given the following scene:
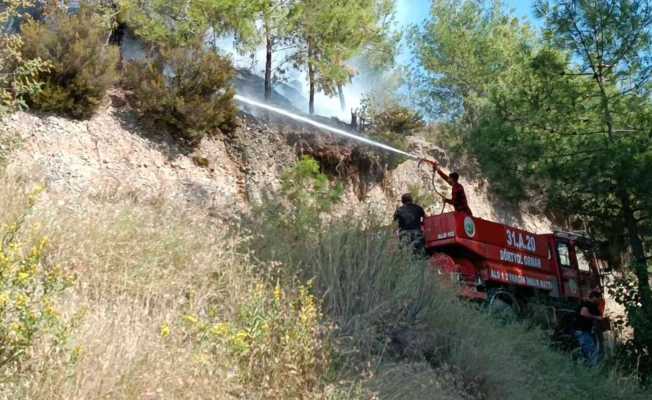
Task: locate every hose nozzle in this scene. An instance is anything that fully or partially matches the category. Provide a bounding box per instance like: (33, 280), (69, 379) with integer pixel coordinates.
(418, 158), (439, 170)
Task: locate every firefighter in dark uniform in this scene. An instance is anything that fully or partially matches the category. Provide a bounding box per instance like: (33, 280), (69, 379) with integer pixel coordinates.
(433, 165), (473, 215)
(393, 193), (426, 254)
(575, 290), (604, 367)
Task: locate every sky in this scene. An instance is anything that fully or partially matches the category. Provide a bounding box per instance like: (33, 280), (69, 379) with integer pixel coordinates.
(394, 0), (540, 66)
(396, 0), (539, 27)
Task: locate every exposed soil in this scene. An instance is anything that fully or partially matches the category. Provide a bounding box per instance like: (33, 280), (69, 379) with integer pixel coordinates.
(1, 94), (551, 233)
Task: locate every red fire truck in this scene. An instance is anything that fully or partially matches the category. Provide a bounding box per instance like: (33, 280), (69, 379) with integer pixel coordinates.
(423, 212), (607, 320)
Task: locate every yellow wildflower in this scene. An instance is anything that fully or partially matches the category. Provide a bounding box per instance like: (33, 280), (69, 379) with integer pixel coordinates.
(210, 322), (230, 338)
(274, 284), (283, 303)
(160, 322), (171, 338)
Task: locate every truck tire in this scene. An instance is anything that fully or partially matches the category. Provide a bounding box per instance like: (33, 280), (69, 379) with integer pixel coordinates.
(486, 289), (521, 320)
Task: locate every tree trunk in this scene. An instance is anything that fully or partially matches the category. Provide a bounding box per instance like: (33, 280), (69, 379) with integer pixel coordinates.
(338, 84), (346, 112)
(596, 61), (652, 376)
(308, 43), (315, 115)
(597, 72), (651, 315)
(265, 31), (273, 101)
(619, 187), (652, 382)
(620, 189), (652, 314)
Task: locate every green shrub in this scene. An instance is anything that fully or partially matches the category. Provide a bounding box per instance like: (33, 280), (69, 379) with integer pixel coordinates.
(357, 95), (422, 169)
(280, 156), (343, 229)
(123, 41), (237, 144)
(0, 2), (51, 115)
(359, 94), (424, 135)
(244, 156), (344, 269)
(20, 5), (119, 119)
(607, 271), (652, 381)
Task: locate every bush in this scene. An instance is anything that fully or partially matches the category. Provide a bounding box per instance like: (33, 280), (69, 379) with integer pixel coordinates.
(607, 272), (652, 381)
(357, 95), (423, 169)
(280, 156), (343, 229)
(123, 41), (237, 144)
(358, 94), (424, 136)
(20, 5), (119, 119)
(0, 2), (51, 115)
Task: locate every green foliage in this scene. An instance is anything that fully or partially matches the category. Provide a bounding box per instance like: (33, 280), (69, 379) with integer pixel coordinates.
(123, 41), (237, 144)
(20, 5), (119, 119)
(411, 0), (534, 122)
(0, 1), (51, 115)
(357, 94), (420, 169)
(181, 282), (330, 398)
(0, 187), (72, 375)
(279, 155), (344, 230)
(415, 0), (652, 380)
(607, 271), (652, 374)
(120, 0), (258, 47)
(290, 0), (399, 113)
(360, 94), (424, 136)
(242, 156), (343, 273)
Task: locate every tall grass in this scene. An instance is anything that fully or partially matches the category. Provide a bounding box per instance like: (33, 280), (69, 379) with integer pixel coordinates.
(1, 165), (650, 399)
(246, 205), (652, 400)
(0, 177), (331, 399)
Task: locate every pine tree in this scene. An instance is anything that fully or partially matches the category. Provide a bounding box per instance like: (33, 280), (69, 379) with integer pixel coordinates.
(290, 0), (397, 114)
(250, 0), (296, 101)
(121, 0), (258, 48)
(415, 0), (652, 379)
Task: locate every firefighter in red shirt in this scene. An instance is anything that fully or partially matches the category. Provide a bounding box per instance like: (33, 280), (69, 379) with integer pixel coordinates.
(433, 164), (473, 216)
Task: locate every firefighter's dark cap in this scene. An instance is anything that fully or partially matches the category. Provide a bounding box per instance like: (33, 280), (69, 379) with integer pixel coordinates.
(450, 172), (460, 181)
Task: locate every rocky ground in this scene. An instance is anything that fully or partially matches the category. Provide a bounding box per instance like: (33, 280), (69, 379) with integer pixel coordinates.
(1, 94), (551, 233)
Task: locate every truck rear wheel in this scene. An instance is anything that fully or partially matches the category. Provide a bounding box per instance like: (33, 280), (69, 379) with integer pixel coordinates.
(486, 289), (521, 320)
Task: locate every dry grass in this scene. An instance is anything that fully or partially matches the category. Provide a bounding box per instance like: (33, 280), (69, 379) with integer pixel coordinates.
(1, 165), (651, 400)
(247, 207), (652, 400)
(0, 176), (317, 399)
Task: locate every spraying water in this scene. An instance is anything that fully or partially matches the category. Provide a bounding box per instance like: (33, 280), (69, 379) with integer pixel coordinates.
(234, 95), (419, 160)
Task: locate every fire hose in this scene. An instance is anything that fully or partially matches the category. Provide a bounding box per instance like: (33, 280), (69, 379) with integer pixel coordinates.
(417, 158), (448, 215)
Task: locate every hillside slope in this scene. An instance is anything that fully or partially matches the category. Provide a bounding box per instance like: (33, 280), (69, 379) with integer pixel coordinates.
(2, 102), (650, 400)
(2, 96), (550, 233)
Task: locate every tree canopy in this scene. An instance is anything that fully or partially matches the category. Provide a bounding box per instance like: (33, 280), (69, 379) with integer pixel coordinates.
(414, 0), (652, 379)
(290, 0), (398, 114)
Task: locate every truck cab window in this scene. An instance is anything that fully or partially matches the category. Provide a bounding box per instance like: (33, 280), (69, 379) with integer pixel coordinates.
(576, 248), (591, 272)
(558, 243), (571, 267)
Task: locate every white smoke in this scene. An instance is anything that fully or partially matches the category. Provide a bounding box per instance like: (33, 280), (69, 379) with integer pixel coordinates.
(213, 34), (383, 122)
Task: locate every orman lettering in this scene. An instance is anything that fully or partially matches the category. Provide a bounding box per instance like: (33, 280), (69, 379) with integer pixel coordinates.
(500, 248), (542, 269)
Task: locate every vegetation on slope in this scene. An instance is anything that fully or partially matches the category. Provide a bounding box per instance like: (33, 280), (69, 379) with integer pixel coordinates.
(0, 156), (649, 399)
(123, 40), (237, 144)
(0, 0), (651, 396)
(0, 0), (51, 115)
(20, 5), (119, 119)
